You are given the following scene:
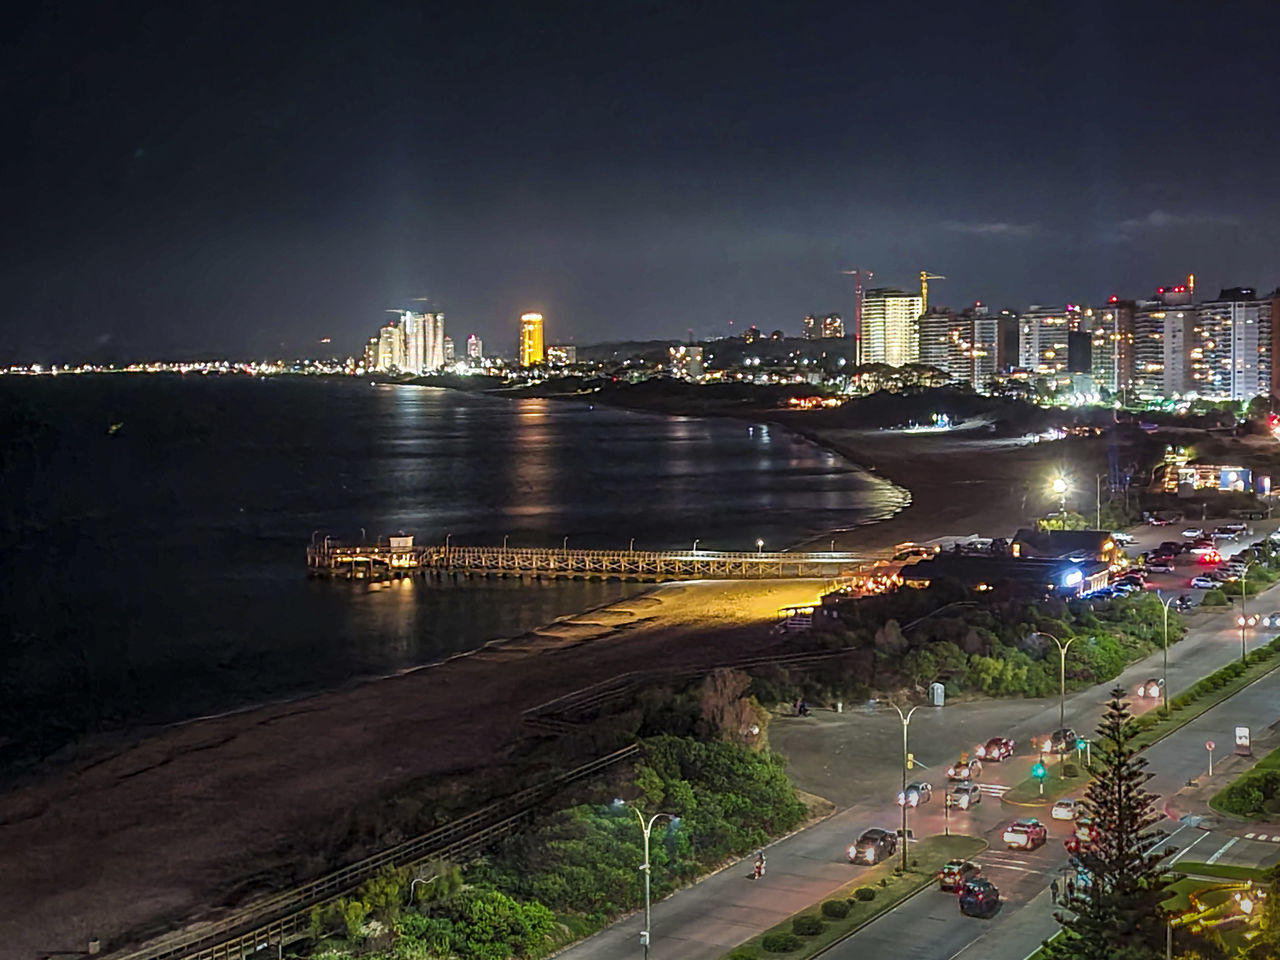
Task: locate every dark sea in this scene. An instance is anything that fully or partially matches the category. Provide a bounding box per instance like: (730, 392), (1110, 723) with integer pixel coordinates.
(0, 375), (903, 761)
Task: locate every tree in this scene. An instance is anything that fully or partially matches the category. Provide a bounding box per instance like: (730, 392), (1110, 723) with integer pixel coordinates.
(1247, 864), (1280, 957)
(1043, 687), (1171, 960)
(698, 668), (761, 747)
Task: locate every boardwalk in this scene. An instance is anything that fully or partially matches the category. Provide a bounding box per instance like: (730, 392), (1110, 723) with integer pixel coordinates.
(307, 539), (870, 581)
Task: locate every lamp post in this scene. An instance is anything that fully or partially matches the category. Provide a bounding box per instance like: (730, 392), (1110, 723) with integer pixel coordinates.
(888, 702), (921, 872)
(693, 539), (700, 554)
(1052, 475), (1069, 519)
(757, 538), (764, 555)
(1036, 632), (1077, 735)
(445, 532), (451, 551)
(1157, 591), (1176, 715)
(563, 536), (569, 551)
(631, 808), (674, 960)
(630, 537), (636, 553)
(503, 534), (509, 551)
(1239, 561), (1254, 664)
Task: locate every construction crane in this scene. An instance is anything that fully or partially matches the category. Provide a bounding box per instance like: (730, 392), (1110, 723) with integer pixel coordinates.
(841, 267), (873, 365)
(920, 270), (945, 315)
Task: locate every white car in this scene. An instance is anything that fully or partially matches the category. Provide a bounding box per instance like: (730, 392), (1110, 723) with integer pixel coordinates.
(1190, 576), (1216, 589)
(1146, 561), (1175, 573)
(1051, 798), (1080, 821)
(1137, 678), (1165, 698)
(947, 783), (983, 809)
(1112, 532), (1136, 545)
(1182, 527), (1205, 538)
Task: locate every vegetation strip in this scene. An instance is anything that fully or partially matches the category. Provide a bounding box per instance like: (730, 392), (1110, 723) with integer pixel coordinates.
(1209, 743), (1280, 819)
(1169, 861), (1271, 882)
(719, 835), (985, 960)
(1003, 634), (1280, 806)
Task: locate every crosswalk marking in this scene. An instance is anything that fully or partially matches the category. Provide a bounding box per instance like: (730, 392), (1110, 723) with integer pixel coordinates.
(1246, 833), (1257, 839)
(977, 783), (1011, 796)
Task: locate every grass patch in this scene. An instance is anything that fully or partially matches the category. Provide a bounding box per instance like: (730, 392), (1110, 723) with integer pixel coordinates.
(1171, 861), (1272, 882)
(721, 835), (985, 960)
(1003, 635), (1280, 808)
(1209, 744), (1280, 819)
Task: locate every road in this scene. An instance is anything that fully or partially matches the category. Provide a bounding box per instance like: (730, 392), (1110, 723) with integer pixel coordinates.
(558, 520), (1280, 960)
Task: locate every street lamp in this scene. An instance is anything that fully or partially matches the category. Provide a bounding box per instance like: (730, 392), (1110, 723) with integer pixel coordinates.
(1036, 632), (1077, 736)
(1051, 474), (1069, 518)
(627, 807), (675, 960)
(1157, 591), (1176, 715)
(693, 539), (700, 553)
(757, 538), (764, 555)
(630, 537), (636, 553)
(445, 532), (451, 551)
(563, 536), (569, 551)
(888, 702), (921, 872)
(1239, 561), (1254, 664)
(503, 534), (509, 551)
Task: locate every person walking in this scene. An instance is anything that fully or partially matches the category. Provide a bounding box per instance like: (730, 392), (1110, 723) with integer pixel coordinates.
(1066, 878), (1076, 901)
(1050, 879), (1059, 904)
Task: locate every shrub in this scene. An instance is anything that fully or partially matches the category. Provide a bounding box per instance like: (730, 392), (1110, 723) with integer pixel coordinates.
(1061, 762), (1079, 778)
(791, 915), (823, 936)
(821, 899), (851, 919)
(762, 933), (802, 953)
(729, 952), (757, 960)
(853, 886), (876, 901)
(1201, 588), (1229, 607)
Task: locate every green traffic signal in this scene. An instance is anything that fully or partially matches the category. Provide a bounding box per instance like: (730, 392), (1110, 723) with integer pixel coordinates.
(1032, 762), (1047, 779)
(1076, 738), (1086, 750)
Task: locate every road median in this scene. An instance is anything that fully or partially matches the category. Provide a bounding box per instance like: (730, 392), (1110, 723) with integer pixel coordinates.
(1002, 635), (1280, 808)
(719, 834), (985, 960)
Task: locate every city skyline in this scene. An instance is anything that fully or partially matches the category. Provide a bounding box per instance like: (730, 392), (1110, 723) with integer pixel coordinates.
(4, 2), (1280, 361)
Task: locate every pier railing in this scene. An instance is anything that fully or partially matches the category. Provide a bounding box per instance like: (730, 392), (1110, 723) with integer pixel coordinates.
(308, 541), (869, 581)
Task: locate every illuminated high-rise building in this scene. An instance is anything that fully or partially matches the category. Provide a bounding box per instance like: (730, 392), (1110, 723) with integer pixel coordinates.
(862, 288), (922, 366)
(1194, 288), (1273, 400)
(547, 344), (577, 366)
(443, 336), (455, 363)
(466, 334), (483, 359)
(821, 313), (844, 338)
(1018, 305), (1078, 375)
(402, 311), (426, 374)
(376, 322), (405, 371)
(802, 314), (819, 340)
(520, 312), (545, 366)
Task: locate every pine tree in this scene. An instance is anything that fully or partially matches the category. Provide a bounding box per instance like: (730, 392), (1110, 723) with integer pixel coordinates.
(1042, 687), (1171, 960)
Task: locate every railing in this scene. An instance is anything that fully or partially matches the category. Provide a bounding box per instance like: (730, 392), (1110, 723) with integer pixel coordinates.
(106, 745), (639, 960)
(308, 541), (870, 581)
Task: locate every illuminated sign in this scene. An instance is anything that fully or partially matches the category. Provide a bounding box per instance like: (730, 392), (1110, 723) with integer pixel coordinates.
(1062, 569), (1084, 587)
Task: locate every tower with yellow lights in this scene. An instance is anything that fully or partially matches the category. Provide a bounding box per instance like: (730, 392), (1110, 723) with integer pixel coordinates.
(520, 312), (545, 366)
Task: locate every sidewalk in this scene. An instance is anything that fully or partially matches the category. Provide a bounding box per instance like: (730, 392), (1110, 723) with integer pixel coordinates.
(556, 807), (869, 960)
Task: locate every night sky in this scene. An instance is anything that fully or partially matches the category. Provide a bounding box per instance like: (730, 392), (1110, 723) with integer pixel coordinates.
(4, 0), (1279, 362)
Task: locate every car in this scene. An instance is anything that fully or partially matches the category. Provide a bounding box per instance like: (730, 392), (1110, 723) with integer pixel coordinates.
(1046, 728), (1078, 754)
(946, 757), (983, 781)
(1158, 541), (1184, 554)
(1085, 586), (1117, 599)
(848, 828), (897, 865)
(1182, 527), (1205, 538)
(1198, 550), (1223, 565)
(1137, 677), (1165, 698)
(958, 878), (1001, 917)
(1213, 528), (1240, 541)
(1065, 817), (1100, 856)
(1189, 542), (1216, 555)
(938, 859), (981, 892)
(1051, 798), (1080, 821)
(1111, 582), (1137, 596)
(976, 736), (1015, 761)
(1209, 569), (1237, 582)
(1003, 818), (1048, 849)
(1147, 516), (1171, 526)
(1222, 522), (1249, 533)
(1115, 575), (1144, 590)
(897, 781), (932, 807)
(1112, 531), (1136, 545)
(1261, 611), (1280, 628)
(1190, 576), (1216, 589)
(947, 783), (982, 809)
(1146, 561), (1175, 574)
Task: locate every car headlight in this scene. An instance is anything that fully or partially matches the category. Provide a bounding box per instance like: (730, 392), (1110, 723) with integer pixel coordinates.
(865, 848), (875, 863)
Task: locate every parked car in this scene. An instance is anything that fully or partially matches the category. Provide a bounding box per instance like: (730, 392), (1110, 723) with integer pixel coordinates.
(1112, 531), (1136, 545)
(946, 757), (983, 781)
(1261, 611), (1280, 628)
(947, 783), (983, 809)
(1003, 818), (1047, 849)
(938, 859), (981, 892)
(1146, 561), (1175, 574)
(1213, 528), (1240, 541)
(1147, 516), (1172, 526)
(1222, 521), (1249, 533)
(897, 781), (932, 807)
(1158, 541), (1184, 554)
(1209, 569), (1237, 582)
(1051, 798), (1080, 821)
(958, 878), (1002, 917)
(976, 736), (1015, 761)
(1182, 527), (1205, 538)
(1114, 575), (1144, 590)
(848, 828), (897, 865)
(1137, 678), (1164, 698)
(1189, 541), (1216, 555)
(1111, 582), (1137, 596)
(1189, 576), (1216, 589)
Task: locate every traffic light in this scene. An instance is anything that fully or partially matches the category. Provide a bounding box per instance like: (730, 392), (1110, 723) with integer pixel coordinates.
(906, 752), (915, 770)
(1032, 762), (1047, 779)
(1076, 738), (1086, 751)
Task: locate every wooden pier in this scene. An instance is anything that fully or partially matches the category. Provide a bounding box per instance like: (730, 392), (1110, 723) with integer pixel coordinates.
(307, 538), (869, 582)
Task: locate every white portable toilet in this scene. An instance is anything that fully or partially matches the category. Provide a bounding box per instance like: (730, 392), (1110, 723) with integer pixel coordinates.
(929, 682), (946, 707)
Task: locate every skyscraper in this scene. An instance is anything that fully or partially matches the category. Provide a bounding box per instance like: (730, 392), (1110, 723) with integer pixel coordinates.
(402, 311), (426, 374)
(1018, 305), (1075, 375)
(376, 322), (405, 372)
(443, 336), (455, 363)
(821, 313), (844, 338)
(466, 334), (483, 359)
(862, 288), (922, 366)
(1194, 288), (1273, 400)
(520, 312), (545, 366)
(802, 314), (819, 340)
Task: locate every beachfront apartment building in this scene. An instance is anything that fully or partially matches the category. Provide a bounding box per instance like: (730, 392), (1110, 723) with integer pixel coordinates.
(1191, 289), (1273, 401)
(862, 288), (922, 366)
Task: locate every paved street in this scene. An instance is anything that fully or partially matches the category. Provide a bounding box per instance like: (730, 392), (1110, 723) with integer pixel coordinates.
(559, 521), (1280, 960)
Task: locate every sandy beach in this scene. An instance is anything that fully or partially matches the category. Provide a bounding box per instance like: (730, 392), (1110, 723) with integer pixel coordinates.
(0, 418), (1078, 959)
